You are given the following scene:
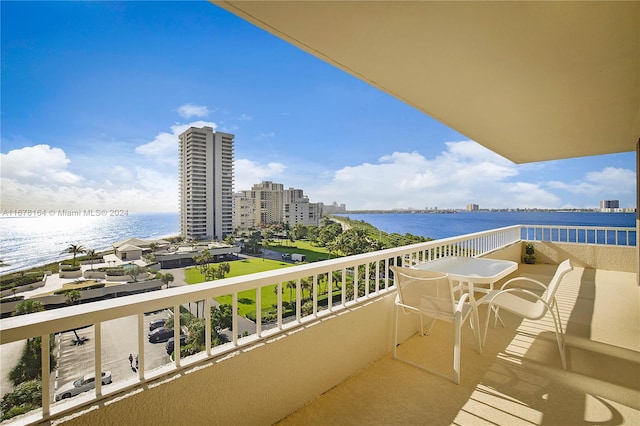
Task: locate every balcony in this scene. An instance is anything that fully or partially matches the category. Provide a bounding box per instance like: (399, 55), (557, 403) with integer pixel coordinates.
(0, 225), (637, 425)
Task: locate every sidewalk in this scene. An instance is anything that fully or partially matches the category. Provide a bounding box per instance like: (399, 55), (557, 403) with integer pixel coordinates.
(19, 261), (114, 299)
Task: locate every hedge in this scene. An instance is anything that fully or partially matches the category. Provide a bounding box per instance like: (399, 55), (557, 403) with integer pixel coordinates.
(0, 274), (44, 292)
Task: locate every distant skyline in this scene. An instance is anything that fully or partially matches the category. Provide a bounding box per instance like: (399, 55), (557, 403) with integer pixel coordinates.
(1, 1), (636, 213)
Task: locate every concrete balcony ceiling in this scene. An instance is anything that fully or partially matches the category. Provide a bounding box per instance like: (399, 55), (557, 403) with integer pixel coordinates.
(212, 1), (640, 163)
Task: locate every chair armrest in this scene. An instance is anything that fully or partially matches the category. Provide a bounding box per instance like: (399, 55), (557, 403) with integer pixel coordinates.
(455, 292), (472, 313)
(490, 287), (555, 309)
(500, 277), (547, 292)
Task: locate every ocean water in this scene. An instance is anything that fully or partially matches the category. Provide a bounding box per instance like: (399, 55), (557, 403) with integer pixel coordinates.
(0, 213), (179, 274)
(0, 211), (636, 275)
(337, 211), (636, 240)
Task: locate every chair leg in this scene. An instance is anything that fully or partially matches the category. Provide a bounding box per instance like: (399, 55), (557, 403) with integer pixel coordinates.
(493, 306), (505, 328)
(482, 303), (493, 347)
(424, 317), (437, 336)
(393, 305), (399, 359)
(471, 306), (482, 354)
(453, 315), (461, 384)
(551, 302), (567, 369)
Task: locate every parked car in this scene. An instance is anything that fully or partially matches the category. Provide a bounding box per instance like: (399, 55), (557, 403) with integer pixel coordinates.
(148, 327), (173, 343)
(55, 371), (112, 401)
(165, 335), (188, 355)
(149, 318), (166, 332)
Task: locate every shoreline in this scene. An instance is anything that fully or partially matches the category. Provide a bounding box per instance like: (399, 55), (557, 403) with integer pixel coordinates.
(1, 233), (181, 278)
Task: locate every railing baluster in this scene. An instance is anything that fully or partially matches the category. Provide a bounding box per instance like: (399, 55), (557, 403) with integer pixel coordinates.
(255, 288), (262, 337)
(41, 333), (50, 417)
(277, 282), (283, 328)
(232, 292), (238, 345)
(295, 279), (301, 322)
(95, 322), (102, 396)
(174, 304), (181, 367)
(312, 274), (318, 316)
(365, 263), (370, 298)
(341, 268), (346, 307)
(137, 314), (144, 379)
(205, 298), (212, 354)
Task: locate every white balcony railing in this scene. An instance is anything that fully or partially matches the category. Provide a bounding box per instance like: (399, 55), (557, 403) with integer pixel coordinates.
(521, 225), (636, 246)
(0, 224), (633, 423)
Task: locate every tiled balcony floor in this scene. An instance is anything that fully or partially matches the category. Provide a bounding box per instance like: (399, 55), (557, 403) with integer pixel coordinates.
(278, 265), (640, 425)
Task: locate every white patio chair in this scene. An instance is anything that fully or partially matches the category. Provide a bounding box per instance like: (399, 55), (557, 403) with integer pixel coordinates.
(479, 259), (573, 369)
(391, 266), (482, 384)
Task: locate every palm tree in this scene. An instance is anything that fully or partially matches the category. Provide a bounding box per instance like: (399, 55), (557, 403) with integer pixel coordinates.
(300, 277), (312, 300)
(161, 273), (174, 289)
(218, 262), (230, 277)
(285, 280), (296, 302)
(201, 249), (213, 270)
(85, 249), (97, 270)
(64, 289), (86, 344)
(65, 289), (81, 305)
(13, 300), (44, 317)
(63, 244), (86, 267)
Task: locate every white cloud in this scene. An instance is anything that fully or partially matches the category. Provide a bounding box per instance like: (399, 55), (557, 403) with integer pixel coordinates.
(1, 144), (83, 185)
(176, 104), (210, 119)
(0, 144), (177, 212)
(135, 120), (217, 165)
(235, 159), (285, 191)
(309, 141), (559, 210)
(546, 166), (636, 206)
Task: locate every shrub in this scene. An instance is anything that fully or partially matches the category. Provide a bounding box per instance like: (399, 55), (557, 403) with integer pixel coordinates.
(0, 296), (25, 303)
(0, 274), (44, 292)
(84, 283), (106, 290)
(9, 336), (56, 386)
(0, 380), (42, 421)
(59, 265), (80, 271)
(105, 267), (125, 276)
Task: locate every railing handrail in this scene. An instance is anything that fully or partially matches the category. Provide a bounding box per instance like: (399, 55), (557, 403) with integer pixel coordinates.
(522, 225), (636, 232)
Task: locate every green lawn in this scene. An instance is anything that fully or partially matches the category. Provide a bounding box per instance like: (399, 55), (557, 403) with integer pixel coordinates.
(184, 241), (345, 317)
(262, 239), (333, 262)
(184, 257), (291, 284)
(184, 255), (340, 317)
(185, 258), (297, 316)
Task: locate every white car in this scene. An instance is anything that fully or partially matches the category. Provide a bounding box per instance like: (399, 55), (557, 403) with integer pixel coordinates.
(55, 371), (112, 401)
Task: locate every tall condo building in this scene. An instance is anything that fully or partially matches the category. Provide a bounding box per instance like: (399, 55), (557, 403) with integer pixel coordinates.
(179, 126), (234, 240)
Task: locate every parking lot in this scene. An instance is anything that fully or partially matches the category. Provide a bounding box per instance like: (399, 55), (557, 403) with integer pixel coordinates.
(51, 310), (172, 403)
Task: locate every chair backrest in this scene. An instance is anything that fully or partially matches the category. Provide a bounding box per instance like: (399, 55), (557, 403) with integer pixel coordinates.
(543, 259), (573, 306)
(391, 266), (456, 318)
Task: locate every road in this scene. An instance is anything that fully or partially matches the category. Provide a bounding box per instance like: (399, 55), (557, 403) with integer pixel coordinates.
(0, 341), (25, 396)
(51, 310), (172, 402)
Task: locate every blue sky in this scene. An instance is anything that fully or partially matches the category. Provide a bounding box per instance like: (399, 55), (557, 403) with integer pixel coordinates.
(1, 1), (636, 213)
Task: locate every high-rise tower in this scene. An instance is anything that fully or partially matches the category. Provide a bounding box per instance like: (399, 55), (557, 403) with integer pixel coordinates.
(178, 126), (234, 240)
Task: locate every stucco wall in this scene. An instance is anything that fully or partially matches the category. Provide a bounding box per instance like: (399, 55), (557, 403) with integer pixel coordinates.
(483, 241), (637, 273)
(59, 292), (399, 426)
(531, 242), (636, 272)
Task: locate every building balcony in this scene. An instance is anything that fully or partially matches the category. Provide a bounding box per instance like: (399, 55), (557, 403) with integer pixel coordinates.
(0, 225), (637, 425)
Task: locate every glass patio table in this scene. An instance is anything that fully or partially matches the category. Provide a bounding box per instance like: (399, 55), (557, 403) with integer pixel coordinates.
(412, 256), (518, 302)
